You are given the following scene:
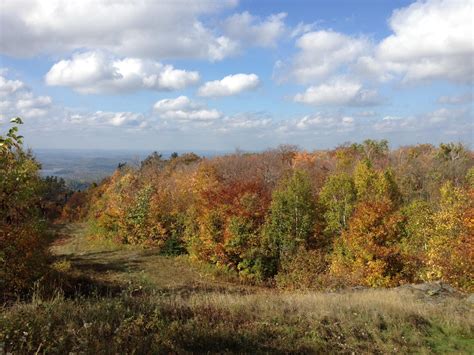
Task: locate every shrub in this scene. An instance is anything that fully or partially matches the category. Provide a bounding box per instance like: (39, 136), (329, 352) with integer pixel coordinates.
(0, 118), (50, 299)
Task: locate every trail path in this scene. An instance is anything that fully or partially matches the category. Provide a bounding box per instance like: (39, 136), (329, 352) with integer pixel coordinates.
(50, 223), (256, 296)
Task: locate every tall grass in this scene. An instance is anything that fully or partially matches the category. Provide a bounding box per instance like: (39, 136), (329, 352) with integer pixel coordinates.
(2, 287), (472, 354)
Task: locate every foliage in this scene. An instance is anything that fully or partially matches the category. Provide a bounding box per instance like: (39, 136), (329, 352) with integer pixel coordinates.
(424, 182), (473, 290)
(39, 175), (71, 220)
(319, 172), (356, 236)
(399, 199), (434, 281)
(330, 199), (404, 287)
(57, 140), (473, 289)
(0, 118), (50, 298)
(263, 170), (317, 275)
(275, 247), (327, 289)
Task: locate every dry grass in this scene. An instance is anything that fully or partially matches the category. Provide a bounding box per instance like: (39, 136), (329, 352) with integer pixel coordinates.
(1, 223), (472, 353)
(2, 287), (473, 354)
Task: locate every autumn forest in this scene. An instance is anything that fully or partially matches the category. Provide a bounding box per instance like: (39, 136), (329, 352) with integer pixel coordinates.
(1, 119), (473, 353)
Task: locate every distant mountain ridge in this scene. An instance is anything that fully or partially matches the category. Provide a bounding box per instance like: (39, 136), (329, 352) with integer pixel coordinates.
(34, 148), (229, 183)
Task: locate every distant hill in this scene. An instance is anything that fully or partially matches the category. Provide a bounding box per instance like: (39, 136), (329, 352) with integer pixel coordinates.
(34, 148), (227, 185)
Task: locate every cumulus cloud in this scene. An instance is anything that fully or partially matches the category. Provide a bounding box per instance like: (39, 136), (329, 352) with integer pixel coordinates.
(362, 0), (474, 84)
(294, 79), (381, 106)
(0, 0), (238, 61)
(276, 30), (370, 84)
(198, 73), (260, 97)
(281, 0), (472, 90)
(0, 72), (52, 121)
(45, 51), (200, 94)
(295, 114), (355, 131)
(223, 12), (287, 48)
(0, 70), (151, 130)
(153, 96), (222, 121)
(0, 75), (26, 96)
(67, 111), (147, 128)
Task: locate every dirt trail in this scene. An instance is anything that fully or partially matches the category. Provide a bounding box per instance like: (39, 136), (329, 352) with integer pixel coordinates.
(50, 223), (258, 296)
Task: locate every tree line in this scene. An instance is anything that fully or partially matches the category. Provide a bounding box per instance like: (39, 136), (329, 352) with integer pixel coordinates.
(1, 119), (472, 300)
(63, 138), (473, 291)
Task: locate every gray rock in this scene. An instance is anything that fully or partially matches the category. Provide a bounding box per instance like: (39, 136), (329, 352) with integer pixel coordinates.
(411, 282), (441, 293)
(466, 294), (474, 304)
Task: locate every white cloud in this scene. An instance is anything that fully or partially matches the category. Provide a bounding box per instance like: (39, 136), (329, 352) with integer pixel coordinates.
(366, 0), (473, 84)
(153, 96), (222, 121)
(0, 75), (26, 96)
(373, 107), (471, 133)
(223, 12), (287, 48)
(294, 78), (380, 106)
(0, 70), (151, 129)
(45, 51), (200, 94)
(281, 0), (472, 88)
(290, 22), (318, 38)
(198, 73), (260, 97)
(0, 73), (52, 121)
(277, 113), (357, 137)
(276, 30), (370, 84)
(68, 111), (147, 128)
(437, 93), (473, 105)
(219, 112), (272, 132)
(0, 0), (238, 61)
(295, 114), (355, 131)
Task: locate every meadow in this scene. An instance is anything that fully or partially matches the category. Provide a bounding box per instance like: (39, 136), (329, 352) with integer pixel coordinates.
(2, 223), (473, 354)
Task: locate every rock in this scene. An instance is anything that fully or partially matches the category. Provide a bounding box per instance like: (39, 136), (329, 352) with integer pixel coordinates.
(398, 282), (462, 299)
(466, 294), (474, 304)
(411, 282), (441, 293)
(440, 283), (456, 294)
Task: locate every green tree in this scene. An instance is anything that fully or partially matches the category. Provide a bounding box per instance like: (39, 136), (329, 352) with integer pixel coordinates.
(0, 118), (49, 298)
(354, 160), (401, 205)
(264, 170), (316, 273)
(352, 139), (389, 163)
(399, 200), (434, 281)
(319, 172), (356, 236)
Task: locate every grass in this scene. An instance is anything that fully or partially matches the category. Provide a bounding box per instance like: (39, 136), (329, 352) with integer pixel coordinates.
(2, 288), (473, 354)
(1, 223), (473, 354)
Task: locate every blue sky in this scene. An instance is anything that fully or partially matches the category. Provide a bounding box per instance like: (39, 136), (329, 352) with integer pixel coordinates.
(0, 0), (472, 151)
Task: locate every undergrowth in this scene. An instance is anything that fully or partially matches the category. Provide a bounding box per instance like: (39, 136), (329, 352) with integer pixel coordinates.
(1, 286), (473, 354)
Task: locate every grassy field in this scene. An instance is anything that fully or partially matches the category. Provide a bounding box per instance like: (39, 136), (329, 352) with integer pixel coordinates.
(1, 224), (473, 354)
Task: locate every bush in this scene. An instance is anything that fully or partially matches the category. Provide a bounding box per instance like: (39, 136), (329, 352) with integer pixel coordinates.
(275, 248), (327, 290)
(0, 118), (50, 299)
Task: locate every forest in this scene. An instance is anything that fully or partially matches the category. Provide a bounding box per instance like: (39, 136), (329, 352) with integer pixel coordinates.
(1, 118), (473, 353)
(60, 128), (473, 292)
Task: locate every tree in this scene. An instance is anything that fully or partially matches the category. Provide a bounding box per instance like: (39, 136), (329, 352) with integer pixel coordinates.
(354, 160), (401, 205)
(399, 200), (434, 281)
(0, 118), (49, 298)
(330, 199), (404, 287)
(435, 143), (471, 186)
(425, 182), (473, 290)
(264, 170), (316, 274)
(352, 139), (389, 166)
(319, 172), (356, 236)
(391, 144), (436, 202)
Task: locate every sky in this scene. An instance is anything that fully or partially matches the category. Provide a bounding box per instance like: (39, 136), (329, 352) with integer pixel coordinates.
(0, 0), (472, 151)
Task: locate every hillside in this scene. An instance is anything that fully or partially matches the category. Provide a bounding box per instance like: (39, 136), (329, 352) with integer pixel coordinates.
(2, 119), (473, 353)
(2, 223), (473, 353)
